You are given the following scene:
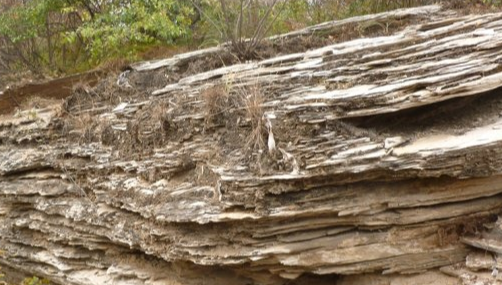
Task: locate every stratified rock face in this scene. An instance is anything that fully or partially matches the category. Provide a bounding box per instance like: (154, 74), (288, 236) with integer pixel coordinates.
(2, 5), (502, 285)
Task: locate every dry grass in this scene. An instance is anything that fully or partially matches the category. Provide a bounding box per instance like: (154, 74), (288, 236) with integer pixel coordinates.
(63, 82), (96, 113)
(65, 107), (110, 144)
(437, 217), (488, 247)
(71, 113), (97, 143)
(202, 85), (230, 129)
(150, 100), (171, 131)
(242, 85), (266, 152)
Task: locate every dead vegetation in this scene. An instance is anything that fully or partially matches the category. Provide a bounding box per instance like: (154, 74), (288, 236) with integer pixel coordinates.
(437, 217), (491, 247)
(201, 83), (276, 162)
(242, 85), (267, 152)
(202, 85), (231, 130)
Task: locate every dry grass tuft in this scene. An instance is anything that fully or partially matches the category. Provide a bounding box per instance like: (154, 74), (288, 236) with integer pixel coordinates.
(63, 82), (96, 113)
(202, 85), (231, 130)
(72, 113), (97, 143)
(66, 111), (110, 144)
(151, 101), (170, 128)
(243, 85), (266, 152)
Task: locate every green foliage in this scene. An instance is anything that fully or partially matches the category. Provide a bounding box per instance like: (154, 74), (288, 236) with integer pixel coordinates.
(0, 0), (458, 75)
(483, 0), (502, 6)
(0, 0), (194, 73)
(21, 277), (50, 285)
(77, 0), (193, 62)
(192, 0), (435, 52)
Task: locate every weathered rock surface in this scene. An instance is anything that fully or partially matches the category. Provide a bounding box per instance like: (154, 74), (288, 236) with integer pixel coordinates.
(2, 5), (502, 285)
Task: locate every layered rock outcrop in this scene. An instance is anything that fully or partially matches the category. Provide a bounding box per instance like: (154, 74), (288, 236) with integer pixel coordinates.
(2, 5), (502, 284)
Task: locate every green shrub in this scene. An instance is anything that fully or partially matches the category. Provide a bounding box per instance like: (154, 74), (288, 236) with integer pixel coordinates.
(191, 0), (287, 58)
(76, 0), (193, 63)
(0, 0), (194, 74)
